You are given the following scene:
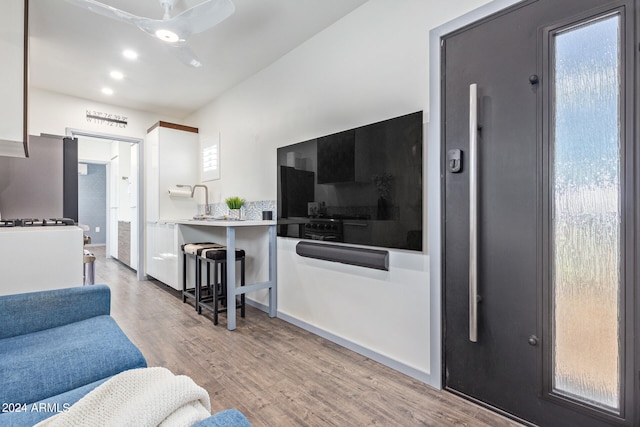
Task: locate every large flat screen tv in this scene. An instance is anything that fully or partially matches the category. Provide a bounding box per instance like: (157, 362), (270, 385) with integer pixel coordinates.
(277, 111), (423, 251)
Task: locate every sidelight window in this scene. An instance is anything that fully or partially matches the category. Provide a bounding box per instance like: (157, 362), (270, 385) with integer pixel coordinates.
(550, 12), (621, 412)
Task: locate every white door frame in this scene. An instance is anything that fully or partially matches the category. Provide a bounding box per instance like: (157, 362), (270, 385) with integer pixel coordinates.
(67, 128), (146, 281)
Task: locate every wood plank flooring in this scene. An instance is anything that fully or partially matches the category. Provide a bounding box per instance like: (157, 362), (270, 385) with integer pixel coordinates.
(92, 246), (523, 427)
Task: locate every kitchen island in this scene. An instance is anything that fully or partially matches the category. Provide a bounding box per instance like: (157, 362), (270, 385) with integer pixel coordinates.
(0, 226), (84, 295)
(174, 219), (277, 330)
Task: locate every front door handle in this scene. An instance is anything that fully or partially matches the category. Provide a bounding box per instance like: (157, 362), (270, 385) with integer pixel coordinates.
(469, 83), (479, 343)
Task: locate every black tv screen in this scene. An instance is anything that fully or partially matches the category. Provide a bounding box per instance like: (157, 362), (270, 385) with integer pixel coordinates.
(277, 111), (423, 251)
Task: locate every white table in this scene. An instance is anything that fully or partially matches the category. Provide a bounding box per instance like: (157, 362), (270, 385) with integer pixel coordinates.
(174, 219), (277, 330)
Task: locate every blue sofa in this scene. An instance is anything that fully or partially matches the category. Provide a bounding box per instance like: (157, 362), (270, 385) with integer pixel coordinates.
(0, 285), (250, 426)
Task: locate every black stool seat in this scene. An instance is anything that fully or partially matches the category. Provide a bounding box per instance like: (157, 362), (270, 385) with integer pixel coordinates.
(197, 246), (246, 325)
(201, 247), (246, 260)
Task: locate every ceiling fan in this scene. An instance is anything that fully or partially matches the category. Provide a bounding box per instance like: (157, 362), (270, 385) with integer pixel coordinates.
(65, 0), (235, 67)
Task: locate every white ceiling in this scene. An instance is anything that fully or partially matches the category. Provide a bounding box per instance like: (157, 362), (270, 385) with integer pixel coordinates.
(29, 0), (369, 118)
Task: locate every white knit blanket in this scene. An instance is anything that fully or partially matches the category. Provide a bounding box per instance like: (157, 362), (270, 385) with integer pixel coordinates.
(35, 367), (211, 427)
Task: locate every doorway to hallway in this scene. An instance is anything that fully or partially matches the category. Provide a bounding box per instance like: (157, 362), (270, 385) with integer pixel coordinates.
(70, 131), (143, 279)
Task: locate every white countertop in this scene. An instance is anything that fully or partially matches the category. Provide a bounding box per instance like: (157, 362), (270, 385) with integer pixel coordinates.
(0, 225), (84, 233)
(169, 219), (276, 227)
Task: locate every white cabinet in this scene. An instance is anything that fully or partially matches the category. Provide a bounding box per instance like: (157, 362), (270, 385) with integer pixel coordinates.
(145, 222), (180, 288)
(145, 122), (199, 222)
(0, 0), (28, 158)
(144, 122), (199, 289)
(0, 227), (84, 296)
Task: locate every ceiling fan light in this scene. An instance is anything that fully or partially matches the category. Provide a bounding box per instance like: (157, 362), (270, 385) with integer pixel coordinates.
(123, 49), (138, 60)
(155, 29), (179, 43)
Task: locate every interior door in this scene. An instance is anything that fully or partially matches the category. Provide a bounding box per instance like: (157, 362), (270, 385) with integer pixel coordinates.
(442, 0), (637, 425)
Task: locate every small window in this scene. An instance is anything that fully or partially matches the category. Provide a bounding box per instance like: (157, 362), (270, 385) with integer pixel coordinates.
(202, 135), (220, 181)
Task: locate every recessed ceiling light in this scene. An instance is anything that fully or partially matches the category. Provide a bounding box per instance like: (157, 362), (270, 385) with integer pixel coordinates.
(122, 49), (138, 60)
(110, 70), (124, 80)
(102, 87), (114, 96)
(155, 29), (179, 43)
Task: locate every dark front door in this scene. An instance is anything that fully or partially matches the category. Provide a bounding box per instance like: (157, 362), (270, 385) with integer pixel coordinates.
(442, 0), (637, 425)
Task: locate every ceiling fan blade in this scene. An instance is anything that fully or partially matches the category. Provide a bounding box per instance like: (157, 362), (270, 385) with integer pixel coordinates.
(165, 43), (204, 68)
(65, 0), (221, 68)
(170, 0), (235, 36)
(65, 0), (165, 38)
(65, 0), (140, 25)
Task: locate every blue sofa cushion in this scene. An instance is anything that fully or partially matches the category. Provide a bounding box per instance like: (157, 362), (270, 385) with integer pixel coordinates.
(0, 285), (111, 339)
(0, 377), (111, 427)
(0, 315), (146, 405)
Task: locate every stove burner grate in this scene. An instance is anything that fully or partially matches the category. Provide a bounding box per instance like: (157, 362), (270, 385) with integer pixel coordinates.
(0, 218), (76, 227)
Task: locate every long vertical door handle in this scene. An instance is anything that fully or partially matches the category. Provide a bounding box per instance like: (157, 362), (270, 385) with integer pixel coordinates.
(469, 83), (478, 343)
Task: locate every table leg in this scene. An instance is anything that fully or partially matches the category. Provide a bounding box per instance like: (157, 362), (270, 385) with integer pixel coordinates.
(226, 226), (237, 330)
(269, 225), (277, 318)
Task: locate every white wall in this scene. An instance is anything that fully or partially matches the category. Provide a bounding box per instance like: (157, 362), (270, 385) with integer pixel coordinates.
(78, 138), (112, 162)
(29, 88), (185, 139)
(188, 0), (491, 387)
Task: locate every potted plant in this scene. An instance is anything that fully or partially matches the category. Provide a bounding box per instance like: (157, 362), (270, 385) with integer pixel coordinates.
(225, 196), (246, 220)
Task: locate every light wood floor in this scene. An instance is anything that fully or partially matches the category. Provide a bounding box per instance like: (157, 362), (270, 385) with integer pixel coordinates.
(93, 247), (523, 427)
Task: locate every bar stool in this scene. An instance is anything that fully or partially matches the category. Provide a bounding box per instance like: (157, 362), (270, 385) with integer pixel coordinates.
(181, 242), (225, 311)
(197, 246), (246, 325)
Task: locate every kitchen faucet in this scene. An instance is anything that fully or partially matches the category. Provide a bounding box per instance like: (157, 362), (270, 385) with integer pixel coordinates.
(191, 185), (210, 215)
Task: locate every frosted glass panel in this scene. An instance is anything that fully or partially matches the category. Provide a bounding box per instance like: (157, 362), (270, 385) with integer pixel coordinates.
(551, 14), (621, 411)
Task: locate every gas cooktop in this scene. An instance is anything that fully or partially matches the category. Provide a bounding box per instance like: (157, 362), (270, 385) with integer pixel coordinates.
(0, 218), (76, 227)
